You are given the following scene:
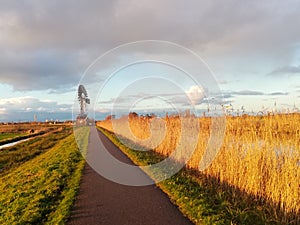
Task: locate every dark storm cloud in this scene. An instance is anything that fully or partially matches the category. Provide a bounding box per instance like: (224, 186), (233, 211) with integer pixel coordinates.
(0, 0), (300, 91)
(0, 50), (86, 91)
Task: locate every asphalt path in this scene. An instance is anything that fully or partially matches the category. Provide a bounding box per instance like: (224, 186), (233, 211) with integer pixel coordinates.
(67, 126), (193, 225)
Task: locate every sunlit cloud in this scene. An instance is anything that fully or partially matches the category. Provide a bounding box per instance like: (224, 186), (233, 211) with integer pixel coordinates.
(186, 85), (205, 105)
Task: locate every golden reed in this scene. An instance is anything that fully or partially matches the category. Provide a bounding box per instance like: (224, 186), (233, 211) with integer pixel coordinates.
(98, 113), (300, 221)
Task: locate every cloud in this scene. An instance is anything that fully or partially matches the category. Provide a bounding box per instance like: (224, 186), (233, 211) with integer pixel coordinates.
(98, 92), (186, 109)
(0, 96), (74, 121)
(268, 92), (289, 96)
(218, 80), (228, 84)
(0, 50), (87, 91)
(233, 90), (264, 96)
(48, 87), (77, 94)
(224, 90), (289, 97)
(1, 0), (300, 91)
(269, 65), (300, 76)
(0, 108), (7, 115)
(222, 93), (233, 99)
(186, 85), (205, 105)
(0, 96), (72, 113)
(222, 90), (290, 96)
(98, 88), (290, 112)
(98, 85), (207, 111)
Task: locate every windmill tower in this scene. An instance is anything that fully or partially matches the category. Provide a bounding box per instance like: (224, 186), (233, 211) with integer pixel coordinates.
(76, 85), (90, 125)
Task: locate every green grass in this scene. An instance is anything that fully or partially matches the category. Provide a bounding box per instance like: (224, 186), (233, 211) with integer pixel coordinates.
(98, 127), (282, 225)
(0, 130), (49, 146)
(0, 133), (24, 141)
(0, 128), (71, 176)
(0, 126), (89, 225)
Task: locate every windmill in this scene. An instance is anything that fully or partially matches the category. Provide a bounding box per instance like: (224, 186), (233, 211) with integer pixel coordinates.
(76, 84), (90, 124)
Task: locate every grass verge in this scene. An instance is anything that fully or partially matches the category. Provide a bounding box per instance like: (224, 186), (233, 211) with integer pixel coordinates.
(98, 127), (284, 225)
(0, 131), (47, 146)
(0, 128), (71, 176)
(0, 133), (24, 141)
(0, 126), (89, 225)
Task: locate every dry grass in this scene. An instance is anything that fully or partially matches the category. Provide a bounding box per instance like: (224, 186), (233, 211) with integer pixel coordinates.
(98, 113), (300, 223)
(0, 123), (56, 134)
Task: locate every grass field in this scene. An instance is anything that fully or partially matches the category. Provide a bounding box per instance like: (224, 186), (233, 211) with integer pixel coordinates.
(0, 126), (89, 225)
(0, 128), (71, 175)
(0, 123), (57, 134)
(0, 124), (62, 146)
(98, 113), (300, 224)
(0, 133), (24, 141)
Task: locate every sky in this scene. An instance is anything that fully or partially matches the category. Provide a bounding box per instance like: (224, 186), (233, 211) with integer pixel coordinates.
(0, 0), (300, 122)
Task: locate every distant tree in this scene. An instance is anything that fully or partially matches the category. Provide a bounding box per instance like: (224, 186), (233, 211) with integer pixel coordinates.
(128, 112), (139, 119)
(146, 113), (156, 118)
(105, 114), (115, 120)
